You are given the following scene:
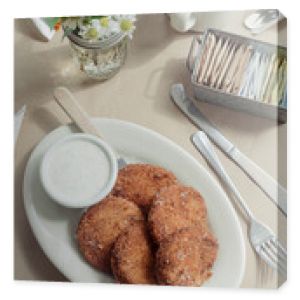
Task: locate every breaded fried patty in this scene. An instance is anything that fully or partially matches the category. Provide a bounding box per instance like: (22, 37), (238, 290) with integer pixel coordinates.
(148, 185), (207, 243)
(76, 196), (144, 272)
(111, 221), (156, 284)
(112, 164), (178, 211)
(155, 227), (218, 286)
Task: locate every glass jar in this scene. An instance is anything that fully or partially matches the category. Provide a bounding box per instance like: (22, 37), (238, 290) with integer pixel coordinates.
(67, 32), (128, 81)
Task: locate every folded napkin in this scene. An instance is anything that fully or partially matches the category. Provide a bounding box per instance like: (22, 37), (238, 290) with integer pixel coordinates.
(31, 17), (60, 41)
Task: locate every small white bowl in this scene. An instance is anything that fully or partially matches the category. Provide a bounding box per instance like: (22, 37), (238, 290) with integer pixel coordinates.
(40, 133), (118, 208)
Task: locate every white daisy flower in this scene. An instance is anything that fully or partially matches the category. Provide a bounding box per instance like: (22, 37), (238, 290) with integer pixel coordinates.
(77, 19), (102, 41)
(113, 14), (137, 39)
(78, 25), (101, 41)
(64, 15), (137, 41)
(95, 18), (111, 38)
(99, 16), (118, 38)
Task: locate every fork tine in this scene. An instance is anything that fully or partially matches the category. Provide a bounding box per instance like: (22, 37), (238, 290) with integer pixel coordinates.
(270, 239), (287, 276)
(276, 239), (287, 257)
(259, 246), (277, 270)
(267, 240), (287, 271)
(262, 240), (286, 275)
(270, 238), (287, 263)
(262, 241), (278, 263)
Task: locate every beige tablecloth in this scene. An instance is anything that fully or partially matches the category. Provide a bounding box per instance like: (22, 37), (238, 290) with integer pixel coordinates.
(14, 11), (287, 288)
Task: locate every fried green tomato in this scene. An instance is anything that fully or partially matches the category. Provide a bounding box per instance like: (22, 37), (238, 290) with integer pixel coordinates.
(148, 185), (207, 243)
(155, 227), (218, 286)
(112, 164), (178, 212)
(111, 221), (156, 284)
(76, 196), (144, 272)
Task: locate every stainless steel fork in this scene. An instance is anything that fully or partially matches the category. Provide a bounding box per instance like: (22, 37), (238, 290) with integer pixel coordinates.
(192, 131), (287, 276)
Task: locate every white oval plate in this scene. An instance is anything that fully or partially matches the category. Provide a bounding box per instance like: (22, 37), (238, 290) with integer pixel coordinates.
(23, 118), (245, 287)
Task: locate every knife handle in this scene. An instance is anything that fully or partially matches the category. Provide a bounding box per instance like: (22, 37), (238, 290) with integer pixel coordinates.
(227, 149), (287, 216)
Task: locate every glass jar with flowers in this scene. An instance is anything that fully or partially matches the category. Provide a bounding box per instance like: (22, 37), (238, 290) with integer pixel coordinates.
(61, 15), (136, 81)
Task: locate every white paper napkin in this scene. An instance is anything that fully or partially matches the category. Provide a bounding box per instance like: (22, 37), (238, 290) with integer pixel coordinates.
(31, 18), (56, 41)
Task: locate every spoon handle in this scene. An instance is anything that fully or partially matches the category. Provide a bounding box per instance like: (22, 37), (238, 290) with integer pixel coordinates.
(53, 87), (102, 139)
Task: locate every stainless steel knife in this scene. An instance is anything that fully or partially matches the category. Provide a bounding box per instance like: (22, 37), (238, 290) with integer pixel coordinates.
(170, 83), (287, 216)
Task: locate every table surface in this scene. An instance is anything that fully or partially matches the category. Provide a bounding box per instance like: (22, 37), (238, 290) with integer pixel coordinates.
(14, 11), (287, 288)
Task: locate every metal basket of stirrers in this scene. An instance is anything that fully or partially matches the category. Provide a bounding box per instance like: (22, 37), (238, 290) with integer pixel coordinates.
(186, 28), (287, 123)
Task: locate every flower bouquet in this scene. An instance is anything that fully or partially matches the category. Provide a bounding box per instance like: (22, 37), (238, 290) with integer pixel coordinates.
(46, 15), (137, 80)
(62, 15), (136, 41)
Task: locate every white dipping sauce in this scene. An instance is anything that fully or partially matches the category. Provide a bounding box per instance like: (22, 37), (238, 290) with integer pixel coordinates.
(41, 134), (117, 207)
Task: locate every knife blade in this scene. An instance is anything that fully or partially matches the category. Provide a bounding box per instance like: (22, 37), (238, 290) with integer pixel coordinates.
(170, 83), (287, 216)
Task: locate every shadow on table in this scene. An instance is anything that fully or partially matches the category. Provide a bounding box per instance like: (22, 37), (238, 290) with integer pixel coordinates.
(125, 14), (179, 69)
(14, 42), (98, 109)
(141, 57), (191, 126)
(14, 14), (181, 111)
